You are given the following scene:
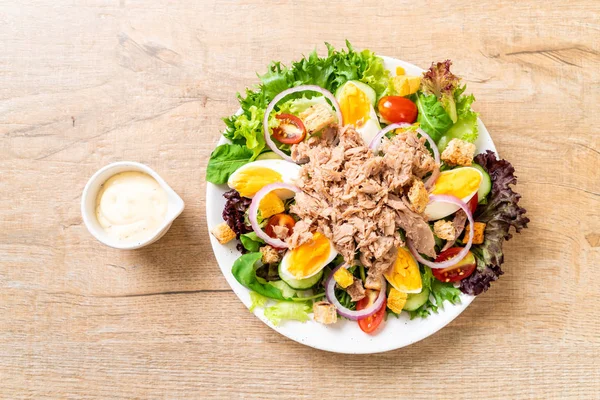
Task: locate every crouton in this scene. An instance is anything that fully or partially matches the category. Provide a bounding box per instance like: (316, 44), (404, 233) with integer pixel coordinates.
(464, 222), (486, 244)
(391, 75), (421, 96)
(433, 220), (456, 241)
(313, 301), (337, 324)
(346, 278), (366, 302)
(387, 288), (408, 314)
(211, 223), (236, 244)
(333, 267), (354, 289)
(407, 179), (428, 214)
(365, 274), (383, 291)
(299, 103), (336, 134)
(441, 138), (476, 166)
(259, 245), (281, 264)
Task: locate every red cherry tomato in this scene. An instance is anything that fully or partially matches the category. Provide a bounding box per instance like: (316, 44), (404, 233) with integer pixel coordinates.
(271, 113), (306, 144)
(432, 247), (477, 283)
(467, 193), (478, 214)
(356, 289), (386, 334)
(377, 96), (418, 123)
(264, 213), (296, 239)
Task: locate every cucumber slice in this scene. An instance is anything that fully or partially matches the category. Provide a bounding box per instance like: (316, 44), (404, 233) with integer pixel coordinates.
(403, 288), (430, 311)
(335, 80), (377, 107)
(471, 163), (492, 202)
(256, 151), (283, 160)
(278, 263), (324, 290)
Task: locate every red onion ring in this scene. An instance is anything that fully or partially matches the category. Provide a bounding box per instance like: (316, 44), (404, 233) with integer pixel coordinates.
(407, 194), (474, 269)
(249, 182), (300, 249)
(368, 125), (440, 165)
(325, 263), (386, 321)
(262, 85), (343, 162)
(368, 123), (412, 150)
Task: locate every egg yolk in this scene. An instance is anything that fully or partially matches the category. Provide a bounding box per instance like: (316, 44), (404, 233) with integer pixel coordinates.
(432, 168), (482, 199)
(229, 167), (282, 198)
(384, 247), (422, 292)
(287, 232), (331, 279)
(339, 83), (371, 127)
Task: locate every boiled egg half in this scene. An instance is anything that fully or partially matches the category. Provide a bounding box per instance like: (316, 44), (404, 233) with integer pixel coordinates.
(279, 232), (338, 280)
(336, 81), (381, 144)
(227, 159), (301, 199)
(425, 166), (483, 220)
(384, 247), (422, 293)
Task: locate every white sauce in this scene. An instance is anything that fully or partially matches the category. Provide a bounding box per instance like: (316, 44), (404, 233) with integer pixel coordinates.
(95, 171), (168, 243)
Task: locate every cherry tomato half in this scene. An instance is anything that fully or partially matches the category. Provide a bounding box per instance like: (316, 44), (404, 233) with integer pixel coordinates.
(467, 193), (479, 214)
(356, 289), (386, 334)
(377, 96), (418, 124)
(264, 213), (296, 239)
(271, 113), (306, 144)
(432, 247), (477, 283)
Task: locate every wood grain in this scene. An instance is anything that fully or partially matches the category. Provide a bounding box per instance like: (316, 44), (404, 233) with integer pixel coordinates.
(1, 0), (599, 398)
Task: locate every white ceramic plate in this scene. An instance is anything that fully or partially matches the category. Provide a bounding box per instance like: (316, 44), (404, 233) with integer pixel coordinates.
(206, 56), (496, 354)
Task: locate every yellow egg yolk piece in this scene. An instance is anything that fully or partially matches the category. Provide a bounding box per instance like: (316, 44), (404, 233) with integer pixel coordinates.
(229, 167), (282, 198)
(432, 168), (482, 199)
(258, 192), (285, 219)
(339, 83), (371, 128)
(287, 232), (331, 279)
(384, 247), (422, 293)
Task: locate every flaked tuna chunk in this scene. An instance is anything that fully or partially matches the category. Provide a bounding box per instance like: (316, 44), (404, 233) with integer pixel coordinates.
(346, 278), (366, 301)
(288, 125), (437, 280)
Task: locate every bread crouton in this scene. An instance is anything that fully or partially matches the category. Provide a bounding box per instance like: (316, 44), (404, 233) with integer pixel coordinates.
(313, 301), (337, 324)
(211, 223), (236, 244)
(433, 220), (456, 241)
(365, 274), (383, 291)
(464, 222), (486, 244)
(299, 103), (336, 134)
(387, 288), (408, 314)
(407, 179), (428, 214)
(259, 245), (281, 264)
(333, 267), (354, 289)
(441, 138), (476, 166)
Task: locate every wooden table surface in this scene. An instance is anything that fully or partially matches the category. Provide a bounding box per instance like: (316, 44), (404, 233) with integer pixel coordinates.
(1, 1), (599, 398)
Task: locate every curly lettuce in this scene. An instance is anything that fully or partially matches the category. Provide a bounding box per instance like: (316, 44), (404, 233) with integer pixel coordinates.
(417, 60), (479, 151)
(409, 266), (462, 319)
(460, 151), (530, 295)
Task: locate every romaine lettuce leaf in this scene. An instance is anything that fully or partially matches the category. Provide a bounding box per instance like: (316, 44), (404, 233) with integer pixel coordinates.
(239, 231), (264, 253)
(460, 151), (529, 295)
(232, 252), (286, 300)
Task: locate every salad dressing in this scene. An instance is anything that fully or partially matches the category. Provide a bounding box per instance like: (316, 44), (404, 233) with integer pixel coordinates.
(95, 171), (168, 243)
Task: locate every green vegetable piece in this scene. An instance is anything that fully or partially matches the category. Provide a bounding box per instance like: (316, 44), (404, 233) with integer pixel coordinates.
(206, 144), (253, 184)
(231, 252), (285, 300)
(264, 302), (311, 326)
(249, 291), (269, 312)
(239, 232), (265, 253)
(415, 93), (453, 142)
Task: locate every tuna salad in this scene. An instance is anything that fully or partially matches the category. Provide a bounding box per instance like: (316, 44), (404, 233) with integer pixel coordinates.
(207, 43), (529, 333)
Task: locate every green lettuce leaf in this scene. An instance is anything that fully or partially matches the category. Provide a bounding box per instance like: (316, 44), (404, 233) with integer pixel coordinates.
(421, 60), (461, 122)
(409, 266), (462, 319)
(231, 252), (285, 300)
(415, 93), (454, 142)
(460, 151), (529, 295)
(264, 301), (311, 326)
(239, 232), (265, 253)
(206, 144), (253, 184)
(222, 105), (266, 159)
(249, 291), (268, 312)
(437, 89), (479, 151)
